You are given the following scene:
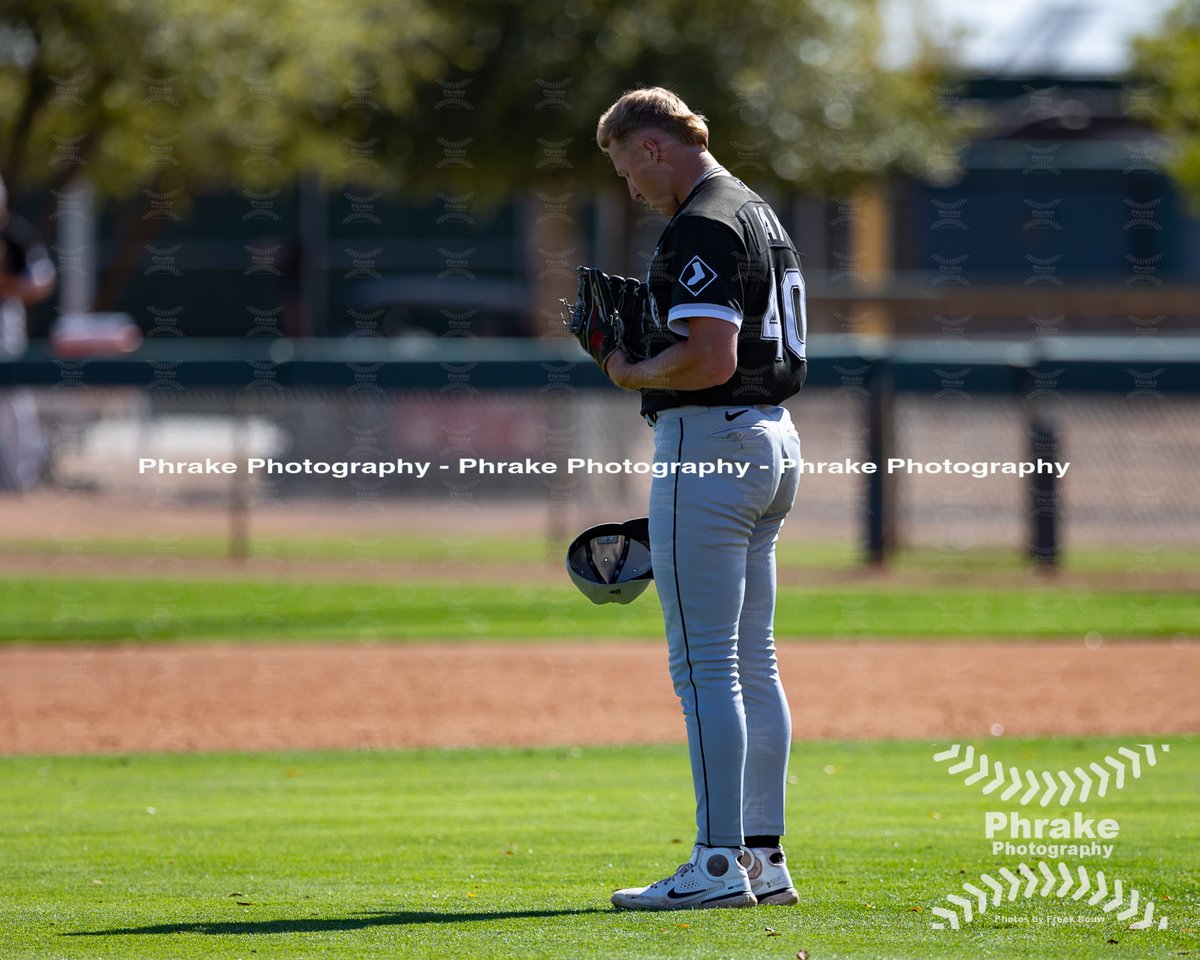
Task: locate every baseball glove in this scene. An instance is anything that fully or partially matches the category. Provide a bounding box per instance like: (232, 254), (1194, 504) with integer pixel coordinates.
(562, 266), (651, 372)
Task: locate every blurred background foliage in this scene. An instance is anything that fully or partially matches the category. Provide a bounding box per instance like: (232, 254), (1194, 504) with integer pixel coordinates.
(1130, 0), (1200, 202)
(0, 0), (964, 212)
(383, 0), (968, 197)
(0, 0), (445, 204)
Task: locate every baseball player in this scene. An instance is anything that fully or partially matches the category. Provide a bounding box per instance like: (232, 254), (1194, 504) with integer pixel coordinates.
(0, 175), (54, 489)
(593, 87), (807, 910)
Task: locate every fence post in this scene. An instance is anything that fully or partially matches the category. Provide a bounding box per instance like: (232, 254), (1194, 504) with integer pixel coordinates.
(865, 357), (895, 566)
(1029, 416), (1060, 571)
(229, 392), (251, 561)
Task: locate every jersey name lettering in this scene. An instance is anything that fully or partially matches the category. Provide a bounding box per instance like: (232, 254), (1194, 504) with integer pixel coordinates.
(753, 204), (785, 245)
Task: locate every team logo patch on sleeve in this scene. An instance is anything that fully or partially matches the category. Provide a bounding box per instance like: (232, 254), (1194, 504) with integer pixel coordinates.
(679, 255), (717, 296)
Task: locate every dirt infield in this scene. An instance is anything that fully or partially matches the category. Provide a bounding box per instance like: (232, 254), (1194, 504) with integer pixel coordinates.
(3, 491), (1196, 757)
(1, 639), (1196, 755)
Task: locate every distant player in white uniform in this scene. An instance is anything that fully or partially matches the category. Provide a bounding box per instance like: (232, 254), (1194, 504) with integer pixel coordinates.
(0, 175), (55, 489)
(596, 88), (808, 910)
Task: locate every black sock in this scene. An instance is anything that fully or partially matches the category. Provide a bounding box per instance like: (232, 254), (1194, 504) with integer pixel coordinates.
(744, 835), (780, 848)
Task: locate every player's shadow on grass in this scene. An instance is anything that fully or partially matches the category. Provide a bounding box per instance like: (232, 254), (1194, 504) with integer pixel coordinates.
(65, 907), (608, 937)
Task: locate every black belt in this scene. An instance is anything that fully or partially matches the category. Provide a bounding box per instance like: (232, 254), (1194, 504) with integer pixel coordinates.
(644, 403), (777, 427)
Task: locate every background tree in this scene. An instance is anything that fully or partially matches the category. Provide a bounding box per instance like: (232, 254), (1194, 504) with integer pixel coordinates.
(0, 0), (962, 318)
(381, 0), (961, 197)
(0, 0), (450, 307)
(1130, 0), (1200, 200)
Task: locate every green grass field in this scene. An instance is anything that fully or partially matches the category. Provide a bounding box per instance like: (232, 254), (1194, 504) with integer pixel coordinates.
(3, 538), (1196, 957)
(8, 532), (1200, 573)
(0, 738), (1196, 960)
(1, 575), (1198, 644)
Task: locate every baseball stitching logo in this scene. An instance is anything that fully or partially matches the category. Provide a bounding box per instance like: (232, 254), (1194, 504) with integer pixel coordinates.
(930, 861), (1169, 931)
(932, 743), (1169, 806)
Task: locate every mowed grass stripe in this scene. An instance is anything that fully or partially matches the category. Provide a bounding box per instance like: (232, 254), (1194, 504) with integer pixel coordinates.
(0, 577), (1197, 643)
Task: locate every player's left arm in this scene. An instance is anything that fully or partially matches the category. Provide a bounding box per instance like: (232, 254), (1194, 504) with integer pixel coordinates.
(606, 319), (735, 391)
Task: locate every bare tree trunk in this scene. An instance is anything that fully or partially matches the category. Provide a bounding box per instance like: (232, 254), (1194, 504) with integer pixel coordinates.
(521, 189), (582, 337)
(35, 125), (105, 237)
(94, 173), (173, 311)
(848, 182), (894, 337)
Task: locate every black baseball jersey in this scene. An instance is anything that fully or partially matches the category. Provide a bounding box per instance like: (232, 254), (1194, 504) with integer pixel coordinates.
(639, 171), (807, 418)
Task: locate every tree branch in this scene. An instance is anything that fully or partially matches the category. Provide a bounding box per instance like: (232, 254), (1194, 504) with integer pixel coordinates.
(2, 26), (51, 198)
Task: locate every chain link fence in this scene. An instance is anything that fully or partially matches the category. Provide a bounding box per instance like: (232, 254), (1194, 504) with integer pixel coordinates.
(4, 383), (1198, 557)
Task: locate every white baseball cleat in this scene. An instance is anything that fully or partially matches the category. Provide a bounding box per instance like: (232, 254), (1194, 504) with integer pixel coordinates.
(611, 845), (757, 911)
(746, 845), (799, 905)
